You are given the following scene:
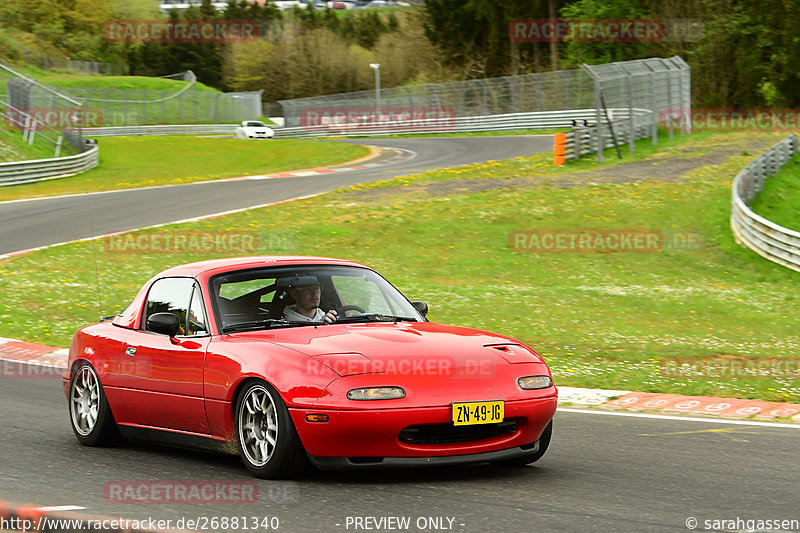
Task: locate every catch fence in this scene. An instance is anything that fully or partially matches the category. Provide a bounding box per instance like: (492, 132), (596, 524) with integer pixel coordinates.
(5, 69), (262, 127)
(278, 56), (691, 162)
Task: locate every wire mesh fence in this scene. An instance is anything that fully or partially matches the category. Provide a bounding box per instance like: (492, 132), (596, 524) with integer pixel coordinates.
(0, 62), (83, 158)
(582, 56), (691, 161)
(3, 66), (263, 129)
(278, 56), (691, 163)
(279, 68), (596, 128)
(6, 71), (263, 127)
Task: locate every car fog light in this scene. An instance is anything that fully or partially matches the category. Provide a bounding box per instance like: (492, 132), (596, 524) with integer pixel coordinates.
(518, 376), (553, 390)
(347, 387), (406, 400)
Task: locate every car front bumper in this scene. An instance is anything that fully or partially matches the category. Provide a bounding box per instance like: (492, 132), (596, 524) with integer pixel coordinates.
(308, 439), (543, 470)
(289, 395), (556, 459)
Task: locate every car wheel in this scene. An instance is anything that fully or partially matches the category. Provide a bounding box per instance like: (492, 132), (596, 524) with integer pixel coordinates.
(235, 380), (308, 479)
(68, 362), (122, 446)
(493, 419), (552, 467)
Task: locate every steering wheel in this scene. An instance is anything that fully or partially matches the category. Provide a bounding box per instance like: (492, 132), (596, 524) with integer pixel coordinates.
(338, 305), (366, 317)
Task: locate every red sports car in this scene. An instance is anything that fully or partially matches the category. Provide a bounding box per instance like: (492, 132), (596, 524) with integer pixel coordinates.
(64, 256), (557, 478)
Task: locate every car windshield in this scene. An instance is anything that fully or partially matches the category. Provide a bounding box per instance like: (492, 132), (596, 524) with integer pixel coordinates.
(245, 121), (266, 127)
(210, 265), (425, 332)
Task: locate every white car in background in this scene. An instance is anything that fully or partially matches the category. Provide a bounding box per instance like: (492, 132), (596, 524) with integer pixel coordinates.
(235, 120), (275, 139)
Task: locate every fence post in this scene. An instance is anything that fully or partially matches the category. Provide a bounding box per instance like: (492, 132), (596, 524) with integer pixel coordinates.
(581, 64), (604, 163)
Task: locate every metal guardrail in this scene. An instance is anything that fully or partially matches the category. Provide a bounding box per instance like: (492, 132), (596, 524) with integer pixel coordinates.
(553, 108), (654, 164)
(273, 109), (603, 138)
(0, 145), (98, 186)
(82, 124), (238, 137)
(731, 134), (800, 272)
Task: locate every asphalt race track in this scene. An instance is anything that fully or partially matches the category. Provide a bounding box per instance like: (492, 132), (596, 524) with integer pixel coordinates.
(2, 377), (799, 532)
(0, 136), (553, 256)
(2, 135), (800, 532)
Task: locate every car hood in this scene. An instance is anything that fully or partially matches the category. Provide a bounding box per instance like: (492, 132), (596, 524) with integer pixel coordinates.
(233, 321), (543, 373)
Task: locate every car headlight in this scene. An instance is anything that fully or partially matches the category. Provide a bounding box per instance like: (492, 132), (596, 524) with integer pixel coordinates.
(347, 386), (406, 400)
(518, 376), (553, 390)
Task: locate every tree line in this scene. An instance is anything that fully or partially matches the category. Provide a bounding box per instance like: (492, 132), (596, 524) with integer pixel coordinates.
(1, 0), (798, 108)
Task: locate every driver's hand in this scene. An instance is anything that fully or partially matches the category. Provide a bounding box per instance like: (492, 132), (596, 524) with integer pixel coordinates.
(322, 309), (338, 324)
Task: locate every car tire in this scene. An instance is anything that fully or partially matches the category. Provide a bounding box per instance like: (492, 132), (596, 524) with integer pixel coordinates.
(68, 362), (122, 446)
(492, 419), (552, 467)
(235, 380), (309, 479)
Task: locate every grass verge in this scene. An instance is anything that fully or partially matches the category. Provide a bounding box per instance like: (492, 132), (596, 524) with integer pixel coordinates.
(0, 130), (59, 162)
(749, 153), (800, 231)
(1, 129), (798, 402)
(0, 137), (369, 201)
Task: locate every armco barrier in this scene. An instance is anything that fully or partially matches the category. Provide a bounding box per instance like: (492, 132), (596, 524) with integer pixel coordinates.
(0, 125), (235, 187)
(0, 145), (98, 187)
(731, 134), (800, 272)
(273, 109), (603, 138)
(82, 124), (238, 137)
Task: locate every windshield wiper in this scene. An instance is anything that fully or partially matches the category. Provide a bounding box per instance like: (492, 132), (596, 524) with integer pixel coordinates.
(222, 319), (324, 333)
(335, 314), (418, 324)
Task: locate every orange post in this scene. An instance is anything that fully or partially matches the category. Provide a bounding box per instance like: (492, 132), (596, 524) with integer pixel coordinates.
(553, 132), (567, 165)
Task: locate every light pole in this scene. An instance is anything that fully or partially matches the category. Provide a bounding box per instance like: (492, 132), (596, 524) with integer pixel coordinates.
(369, 63), (381, 116)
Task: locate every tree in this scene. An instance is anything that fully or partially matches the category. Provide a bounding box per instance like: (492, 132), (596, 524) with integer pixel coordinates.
(423, 0), (556, 78)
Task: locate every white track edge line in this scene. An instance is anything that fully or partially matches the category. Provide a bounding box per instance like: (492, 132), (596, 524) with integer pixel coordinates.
(0, 193), (323, 261)
(0, 147), (416, 206)
(558, 407), (800, 428)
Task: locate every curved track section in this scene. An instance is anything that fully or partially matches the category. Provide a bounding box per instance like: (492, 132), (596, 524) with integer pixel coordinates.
(1, 135), (800, 532)
(1, 377), (799, 532)
(0, 136), (552, 255)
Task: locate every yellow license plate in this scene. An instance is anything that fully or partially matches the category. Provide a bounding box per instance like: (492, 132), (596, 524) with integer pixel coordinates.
(451, 400), (504, 426)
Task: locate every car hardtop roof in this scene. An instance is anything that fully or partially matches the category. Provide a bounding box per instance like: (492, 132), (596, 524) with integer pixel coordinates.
(157, 255), (371, 278)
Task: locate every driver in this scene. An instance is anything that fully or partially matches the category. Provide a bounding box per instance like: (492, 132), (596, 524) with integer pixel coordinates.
(283, 277), (338, 324)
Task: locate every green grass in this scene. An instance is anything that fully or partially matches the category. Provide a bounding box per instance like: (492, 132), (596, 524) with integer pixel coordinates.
(1, 129), (799, 402)
(749, 154), (800, 231)
(34, 74), (218, 92)
(0, 130), (61, 162)
(0, 136), (369, 201)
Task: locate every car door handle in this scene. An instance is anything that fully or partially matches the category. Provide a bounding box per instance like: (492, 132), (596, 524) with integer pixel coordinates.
(125, 347), (137, 356)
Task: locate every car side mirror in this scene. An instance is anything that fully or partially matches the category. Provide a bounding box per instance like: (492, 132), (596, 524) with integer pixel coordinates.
(147, 312), (181, 337)
(411, 301), (428, 316)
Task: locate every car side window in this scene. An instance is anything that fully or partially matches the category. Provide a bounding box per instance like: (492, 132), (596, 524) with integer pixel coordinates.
(143, 277), (194, 335)
(187, 283), (208, 336)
